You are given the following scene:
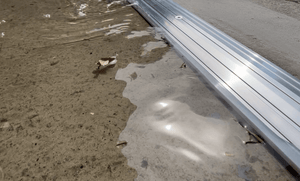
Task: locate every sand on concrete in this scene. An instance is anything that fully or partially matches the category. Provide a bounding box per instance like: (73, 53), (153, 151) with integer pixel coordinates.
(0, 0), (168, 180)
(1, 0), (299, 180)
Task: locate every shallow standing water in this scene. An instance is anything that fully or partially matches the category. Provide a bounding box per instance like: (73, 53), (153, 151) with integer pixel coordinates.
(116, 50), (295, 181)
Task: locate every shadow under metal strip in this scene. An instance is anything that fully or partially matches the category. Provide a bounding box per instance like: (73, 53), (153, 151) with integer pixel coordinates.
(128, 0), (300, 173)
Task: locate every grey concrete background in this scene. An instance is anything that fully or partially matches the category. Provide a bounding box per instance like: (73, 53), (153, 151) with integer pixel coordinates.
(173, 0), (300, 79)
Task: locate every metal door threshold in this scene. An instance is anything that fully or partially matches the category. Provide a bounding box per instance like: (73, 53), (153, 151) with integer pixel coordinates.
(128, 0), (300, 173)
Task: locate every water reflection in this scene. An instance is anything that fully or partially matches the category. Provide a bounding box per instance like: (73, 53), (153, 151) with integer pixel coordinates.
(165, 146), (201, 162)
(126, 30), (152, 39)
(33, 0), (133, 46)
(87, 23), (130, 34)
(115, 51), (292, 180)
(165, 125), (172, 130)
(152, 100), (229, 157)
(141, 41), (168, 56)
(159, 102), (168, 108)
(227, 64), (249, 87)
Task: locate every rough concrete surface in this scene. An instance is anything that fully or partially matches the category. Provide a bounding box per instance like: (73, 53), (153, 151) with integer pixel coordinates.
(0, 0), (299, 180)
(0, 0), (168, 180)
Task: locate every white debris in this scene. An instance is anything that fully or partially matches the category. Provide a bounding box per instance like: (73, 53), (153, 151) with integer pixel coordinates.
(78, 3), (88, 17)
(43, 14), (51, 18)
(109, 54), (118, 65)
(78, 3), (88, 11)
(125, 14), (133, 16)
(107, 1), (123, 8)
(97, 54), (118, 67)
(78, 12), (86, 17)
(102, 18), (114, 23)
(105, 9), (116, 13)
(99, 60), (109, 66)
(1, 32), (4, 38)
(1, 122), (10, 129)
(90, 112), (94, 115)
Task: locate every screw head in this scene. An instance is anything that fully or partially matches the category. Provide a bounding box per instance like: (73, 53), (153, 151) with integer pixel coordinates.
(175, 15), (183, 20)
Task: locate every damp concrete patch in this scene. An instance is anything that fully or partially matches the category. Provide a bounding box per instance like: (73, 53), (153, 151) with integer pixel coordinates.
(141, 41), (167, 56)
(126, 27), (160, 39)
(0, 0), (167, 180)
(126, 30), (151, 39)
(115, 49), (294, 180)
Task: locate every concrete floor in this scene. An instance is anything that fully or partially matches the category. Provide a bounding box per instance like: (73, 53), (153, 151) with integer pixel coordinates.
(115, 0), (300, 180)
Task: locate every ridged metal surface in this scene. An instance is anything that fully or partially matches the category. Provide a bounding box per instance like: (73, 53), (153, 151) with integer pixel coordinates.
(128, 0), (300, 173)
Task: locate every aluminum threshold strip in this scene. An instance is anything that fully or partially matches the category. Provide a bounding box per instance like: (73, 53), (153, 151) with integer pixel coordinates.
(128, 0), (300, 173)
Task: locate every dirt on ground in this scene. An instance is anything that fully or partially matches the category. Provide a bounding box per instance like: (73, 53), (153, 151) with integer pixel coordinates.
(249, 0), (300, 21)
(0, 0), (169, 180)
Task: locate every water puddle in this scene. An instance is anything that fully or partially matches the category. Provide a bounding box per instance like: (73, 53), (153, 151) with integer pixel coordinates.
(126, 27), (154, 39)
(115, 50), (294, 180)
(87, 23), (130, 36)
(141, 41), (167, 56)
(1, 0), (136, 47)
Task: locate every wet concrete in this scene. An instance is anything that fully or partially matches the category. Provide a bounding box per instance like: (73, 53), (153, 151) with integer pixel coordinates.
(0, 0), (169, 180)
(1, 0), (299, 180)
(116, 50), (294, 180)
